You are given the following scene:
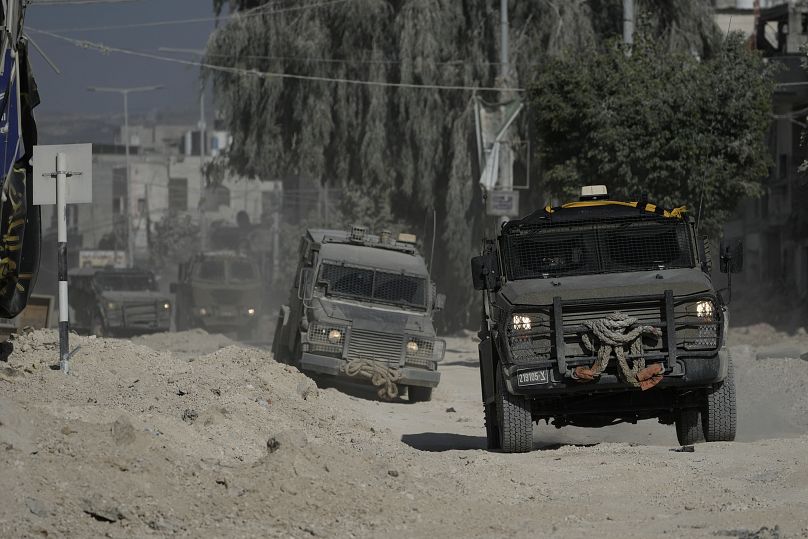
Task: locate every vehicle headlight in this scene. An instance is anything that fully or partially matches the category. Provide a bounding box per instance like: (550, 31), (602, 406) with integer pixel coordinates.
(696, 300), (714, 319)
(247, 307), (256, 316)
(512, 315), (532, 331)
(327, 329), (342, 344)
(199, 307), (209, 316)
(106, 302), (118, 310)
(163, 302), (171, 310)
(406, 340), (419, 353)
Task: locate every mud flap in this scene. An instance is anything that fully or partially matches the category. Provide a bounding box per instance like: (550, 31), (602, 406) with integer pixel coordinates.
(479, 336), (496, 405)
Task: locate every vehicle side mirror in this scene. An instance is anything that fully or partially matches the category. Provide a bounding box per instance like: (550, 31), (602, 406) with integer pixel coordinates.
(719, 239), (744, 274)
(471, 254), (500, 291)
(298, 267), (314, 301)
(169, 283), (177, 294)
(434, 293), (446, 312)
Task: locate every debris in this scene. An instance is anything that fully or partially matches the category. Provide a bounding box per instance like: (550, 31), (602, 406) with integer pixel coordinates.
(181, 409), (198, 424)
(25, 497), (50, 518)
(445, 407), (457, 413)
(387, 470), (399, 478)
(176, 387), (188, 396)
(111, 417), (136, 446)
(671, 446), (695, 453)
(81, 495), (126, 523)
(715, 526), (782, 539)
(297, 378), (318, 400)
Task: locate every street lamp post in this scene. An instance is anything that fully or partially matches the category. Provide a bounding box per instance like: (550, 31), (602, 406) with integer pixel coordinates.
(87, 85), (162, 267)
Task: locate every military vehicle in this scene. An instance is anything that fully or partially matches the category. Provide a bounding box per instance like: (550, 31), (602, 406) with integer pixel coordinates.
(471, 186), (742, 452)
(69, 267), (171, 337)
(272, 226), (446, 402)
(171, 251), (262, 340)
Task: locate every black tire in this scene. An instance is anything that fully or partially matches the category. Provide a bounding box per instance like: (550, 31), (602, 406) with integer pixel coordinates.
(675, 408), (705, 445)
(271, 312), (289, 364)
(484, 402), (500, 450)
(408, 386), (432, 403)
(703, 356), (737, 442)
(495, 366), (533, 453)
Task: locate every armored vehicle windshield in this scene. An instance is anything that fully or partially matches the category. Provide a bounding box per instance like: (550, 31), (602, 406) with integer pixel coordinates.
(317, 244), (429, 311)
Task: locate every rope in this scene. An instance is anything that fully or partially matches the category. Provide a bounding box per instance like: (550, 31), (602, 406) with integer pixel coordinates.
(341, 357), (401, 401)
(573, 312), (664, 391)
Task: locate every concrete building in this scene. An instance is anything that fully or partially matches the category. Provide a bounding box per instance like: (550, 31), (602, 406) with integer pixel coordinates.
(723, 0), (808, 301)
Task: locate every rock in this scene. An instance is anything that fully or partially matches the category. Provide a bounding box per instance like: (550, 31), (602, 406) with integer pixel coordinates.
(445, 407), (457, 413)
(296, 378), (318, 400)
(388, 470), (400, 478)
(267, 430), (308, 454)
(182, 409), (198, 423)
(111, 417), (136, 446)
(81, 495), (126, 523)
(25, 497), (50, 518)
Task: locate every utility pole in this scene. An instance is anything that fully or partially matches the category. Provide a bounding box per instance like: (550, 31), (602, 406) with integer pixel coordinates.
(623, 0), (634, 48)
(88, 85), (162, 267)
(499, 0), (514, 195)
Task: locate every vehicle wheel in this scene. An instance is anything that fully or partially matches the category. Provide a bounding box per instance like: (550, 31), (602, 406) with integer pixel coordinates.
(91, 312), (105, 338)
(408, 386), (432, 403)
(495, 366), (533, 453)
(271, 309), (290, 363)
(484, 402), (500, 450)
(675, 408), (705, 445)
(703, 356), (737, 442)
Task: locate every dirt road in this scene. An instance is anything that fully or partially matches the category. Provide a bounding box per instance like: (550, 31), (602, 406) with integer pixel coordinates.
(1, 326), (807, 538)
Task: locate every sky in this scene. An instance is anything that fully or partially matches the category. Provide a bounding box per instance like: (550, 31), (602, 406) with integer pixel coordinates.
(26, 0), (220, 118)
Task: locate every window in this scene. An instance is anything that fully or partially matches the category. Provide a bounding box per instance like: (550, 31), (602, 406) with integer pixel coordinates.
(229, 260), (257, 281)
(113, 197), (122, 215)
(195, 260), (225, 281)
(169, 177), (188, 212)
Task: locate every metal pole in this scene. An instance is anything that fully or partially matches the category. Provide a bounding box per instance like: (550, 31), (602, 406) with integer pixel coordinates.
(623, 0), (634, 48)
(272, 209), (280, 284)
(123, 90), (134, 268)
(500, 0), (509, 84)
(56, 152), (70, 374)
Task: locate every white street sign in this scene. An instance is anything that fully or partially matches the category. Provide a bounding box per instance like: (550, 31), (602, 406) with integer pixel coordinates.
(32, 143), (93, 205)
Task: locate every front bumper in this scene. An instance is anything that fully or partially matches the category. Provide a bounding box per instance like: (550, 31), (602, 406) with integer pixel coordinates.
(300, 352), (441, 388)
(504, 348), (728, 397)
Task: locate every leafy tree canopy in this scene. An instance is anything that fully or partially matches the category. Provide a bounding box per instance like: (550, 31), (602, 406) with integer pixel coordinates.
(530, 32), (773, 235)
(207, 0), (725, 329)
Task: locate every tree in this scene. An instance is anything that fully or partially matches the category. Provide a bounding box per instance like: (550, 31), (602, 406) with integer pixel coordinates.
(207, 0), (723, 329)
(530, 32), (773, 235)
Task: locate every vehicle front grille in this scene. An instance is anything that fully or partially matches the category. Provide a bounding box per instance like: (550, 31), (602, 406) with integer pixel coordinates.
(506, 296), (720, 368)
(122, 302), (168, 327)
(346, 329), (403, 366)
(210, 289), (242, 305)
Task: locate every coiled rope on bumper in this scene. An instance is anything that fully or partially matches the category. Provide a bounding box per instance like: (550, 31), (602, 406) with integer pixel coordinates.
(573, 312), (664, 391)
(341, 357), (401, 400)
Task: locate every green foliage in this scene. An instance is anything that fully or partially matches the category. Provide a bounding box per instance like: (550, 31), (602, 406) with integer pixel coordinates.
(207, 0), (723, 329)
(530, 32), (773, 234)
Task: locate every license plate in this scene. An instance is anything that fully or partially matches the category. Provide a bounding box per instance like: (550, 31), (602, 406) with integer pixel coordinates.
(517, 369), (549, 387)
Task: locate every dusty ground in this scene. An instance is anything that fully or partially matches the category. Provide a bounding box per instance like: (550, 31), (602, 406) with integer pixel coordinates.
(1, 325), (807, 538)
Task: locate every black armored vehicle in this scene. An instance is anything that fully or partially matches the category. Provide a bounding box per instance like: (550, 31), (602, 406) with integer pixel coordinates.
(69, 267), (171, 337)
(471, 186), (742, 452)
(273, 226), (446, 402)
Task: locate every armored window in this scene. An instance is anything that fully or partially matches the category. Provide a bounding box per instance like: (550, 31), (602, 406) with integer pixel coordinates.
(503, 215), (694, 279)
(196, 260), (225, 281)
(319, 263), (426, 308)
(169, 177), (188, 212)
(229, 260), (256, 282)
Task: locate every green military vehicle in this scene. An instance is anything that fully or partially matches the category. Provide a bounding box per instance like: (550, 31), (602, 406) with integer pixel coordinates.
(171, 251), (262, 340)
(69, 267), (172, 337)
(272, 226), (446, 402)
(471, 186), (742, 452)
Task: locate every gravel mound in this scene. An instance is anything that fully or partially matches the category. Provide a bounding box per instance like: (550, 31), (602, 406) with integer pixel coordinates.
(132, 328), (235, 357)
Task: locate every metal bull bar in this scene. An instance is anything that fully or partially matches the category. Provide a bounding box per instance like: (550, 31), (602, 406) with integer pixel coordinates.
(551, 290), (678, 378)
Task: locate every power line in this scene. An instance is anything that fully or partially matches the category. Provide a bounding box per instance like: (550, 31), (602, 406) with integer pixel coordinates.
(30, 0), (145, 5)
(27, 28), (526, 93)
(34, 0), (353, 32)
